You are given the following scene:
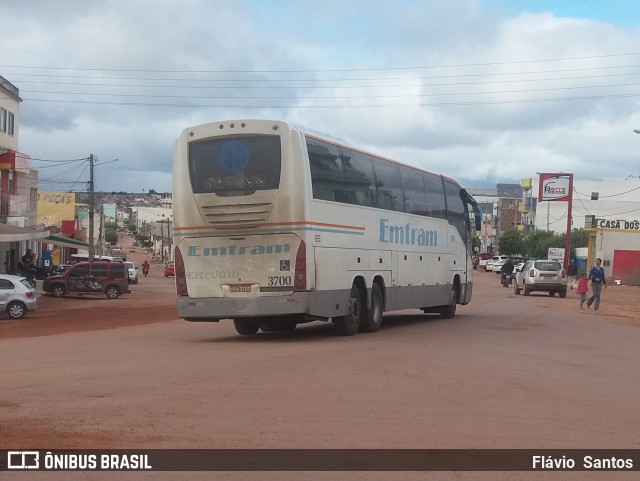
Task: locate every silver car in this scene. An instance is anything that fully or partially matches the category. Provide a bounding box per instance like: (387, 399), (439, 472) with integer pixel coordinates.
(514, 260), (568, 297)
(0, 274), (38, 319)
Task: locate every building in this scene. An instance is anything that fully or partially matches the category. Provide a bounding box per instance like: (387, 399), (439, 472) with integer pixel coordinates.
(469, 180), (535, 253)
(534, 176), (640, 284)
(0, 75), (50, 272)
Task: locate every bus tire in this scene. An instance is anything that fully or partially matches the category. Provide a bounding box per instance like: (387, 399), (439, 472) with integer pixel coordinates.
(233, 319), (260, 335)
(334, 285), (362, 336)
(359, 283), (383, 333)
(439, 285), (458, 319)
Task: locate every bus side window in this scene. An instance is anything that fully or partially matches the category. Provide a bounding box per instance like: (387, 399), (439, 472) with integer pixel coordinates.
(401, 167), (428, 216)
(307, 139), (345, 202)
(372, 158), (404, 213)
(423, 172), (447, 219)
(341, 148), (376, 208)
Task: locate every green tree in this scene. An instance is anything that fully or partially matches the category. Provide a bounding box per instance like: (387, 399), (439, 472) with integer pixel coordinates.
(524, 230), (563, 259)
(472, 234), (481, 252)
(104, 222), (118, 244)
(498, 229), (525, 255)
(557, 228), (590, 259)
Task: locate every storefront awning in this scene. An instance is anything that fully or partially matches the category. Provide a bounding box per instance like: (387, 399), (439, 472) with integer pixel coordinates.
(43, 235), (89, 249)
(0, 224), (50, 242)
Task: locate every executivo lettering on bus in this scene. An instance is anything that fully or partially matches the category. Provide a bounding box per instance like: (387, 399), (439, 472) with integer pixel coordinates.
(379, 219), (438, 246)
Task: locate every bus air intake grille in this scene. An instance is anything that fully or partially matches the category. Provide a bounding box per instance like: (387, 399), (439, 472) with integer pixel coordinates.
(200, 203), (273, 225)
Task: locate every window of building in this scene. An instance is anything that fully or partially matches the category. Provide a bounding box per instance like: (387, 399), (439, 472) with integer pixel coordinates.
(0, 109), (6, 133)
(7, 112), (14, 136)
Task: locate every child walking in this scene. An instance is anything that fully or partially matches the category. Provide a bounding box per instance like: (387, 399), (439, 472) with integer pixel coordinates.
(577, 272), (589, 310)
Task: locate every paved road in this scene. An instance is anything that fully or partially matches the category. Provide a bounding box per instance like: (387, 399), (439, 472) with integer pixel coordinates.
(1, 256), (639, 481)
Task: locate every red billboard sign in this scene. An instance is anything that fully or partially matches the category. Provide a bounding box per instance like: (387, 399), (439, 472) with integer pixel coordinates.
(538, 173), (573, 202)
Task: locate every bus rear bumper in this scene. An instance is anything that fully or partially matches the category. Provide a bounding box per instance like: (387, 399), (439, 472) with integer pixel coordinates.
(177, 292), (315, 321)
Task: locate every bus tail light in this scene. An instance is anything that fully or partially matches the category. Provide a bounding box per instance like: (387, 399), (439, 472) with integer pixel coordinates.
(294, 240), (307, 291)
(175, 248), (188, 296)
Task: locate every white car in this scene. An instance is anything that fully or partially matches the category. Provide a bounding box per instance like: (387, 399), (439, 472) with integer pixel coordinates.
(486, 255), (510, 273)
(124, 261), (138, 284)
(0, 274), (37, 319)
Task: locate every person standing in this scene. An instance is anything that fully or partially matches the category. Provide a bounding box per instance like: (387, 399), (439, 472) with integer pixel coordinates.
(577, 272), (589, 310)
(586, 258), (606, 311)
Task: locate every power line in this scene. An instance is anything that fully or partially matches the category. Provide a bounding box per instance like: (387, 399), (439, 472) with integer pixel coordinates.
(30, 156), (89, 162)
(574, 186), (640, 198)
(2, 51), (639, 73)
(4, 64), (640, 85)
(12, 91), (640, 108)
(18, 80), (640, 101)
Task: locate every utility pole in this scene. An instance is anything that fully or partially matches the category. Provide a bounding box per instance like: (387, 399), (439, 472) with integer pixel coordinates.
(88, 154), (95, 260)
(98, 204), (104, 257)
(160, 219), (165, 263)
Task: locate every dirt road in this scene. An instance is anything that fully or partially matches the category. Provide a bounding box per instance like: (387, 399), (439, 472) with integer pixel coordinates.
(1, 240), (639, 480)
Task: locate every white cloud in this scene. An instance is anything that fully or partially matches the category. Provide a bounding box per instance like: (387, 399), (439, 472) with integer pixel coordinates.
(1, 0), (639, 192)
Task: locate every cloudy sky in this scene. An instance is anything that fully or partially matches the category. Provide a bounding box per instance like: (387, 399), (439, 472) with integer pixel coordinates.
(2, 0), (640, 193)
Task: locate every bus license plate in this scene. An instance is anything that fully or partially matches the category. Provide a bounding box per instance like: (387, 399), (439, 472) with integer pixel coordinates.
(229, 284), (252, 293)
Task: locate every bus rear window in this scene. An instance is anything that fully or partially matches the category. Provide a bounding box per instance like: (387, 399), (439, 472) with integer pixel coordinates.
(188, 135), (281, 195)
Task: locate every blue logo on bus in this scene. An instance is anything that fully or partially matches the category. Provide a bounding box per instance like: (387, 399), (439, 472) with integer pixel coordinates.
(219, 140), (250, 174)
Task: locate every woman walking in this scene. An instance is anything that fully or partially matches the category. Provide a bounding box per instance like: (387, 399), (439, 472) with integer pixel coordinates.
(586, 258), (606, 311)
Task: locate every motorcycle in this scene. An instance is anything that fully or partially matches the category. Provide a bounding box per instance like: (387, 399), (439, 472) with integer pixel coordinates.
(142, 266), (149, 277)
(501, 272), (514, 288)
(13, 262), (37, 288)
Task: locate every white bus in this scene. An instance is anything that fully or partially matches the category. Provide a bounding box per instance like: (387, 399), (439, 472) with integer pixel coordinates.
(172, 119), (481, 336)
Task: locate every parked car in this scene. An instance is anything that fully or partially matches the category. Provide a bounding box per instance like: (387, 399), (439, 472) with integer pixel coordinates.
(124, 261), (138, 284)
(42, 261), (131, 299)
(164, 261), (175, 277)
(486, 255), (510, 273)
(0, 274), (37, 319)
(513, 259), (568, 297)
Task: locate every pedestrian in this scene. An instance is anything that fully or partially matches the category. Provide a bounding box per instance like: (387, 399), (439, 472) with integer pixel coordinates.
(567, 258), (578, 289)
(577, 272), (589, 310)
(21, 248), (34, 266)
(586, 258), (606, 311)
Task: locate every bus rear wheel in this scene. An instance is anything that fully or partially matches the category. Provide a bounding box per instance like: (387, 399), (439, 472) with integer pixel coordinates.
(334, 285), (362, 336)
(439, 286), (458, 319)
(233, 319), (261, 335)
(359, 283), (383, 333)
